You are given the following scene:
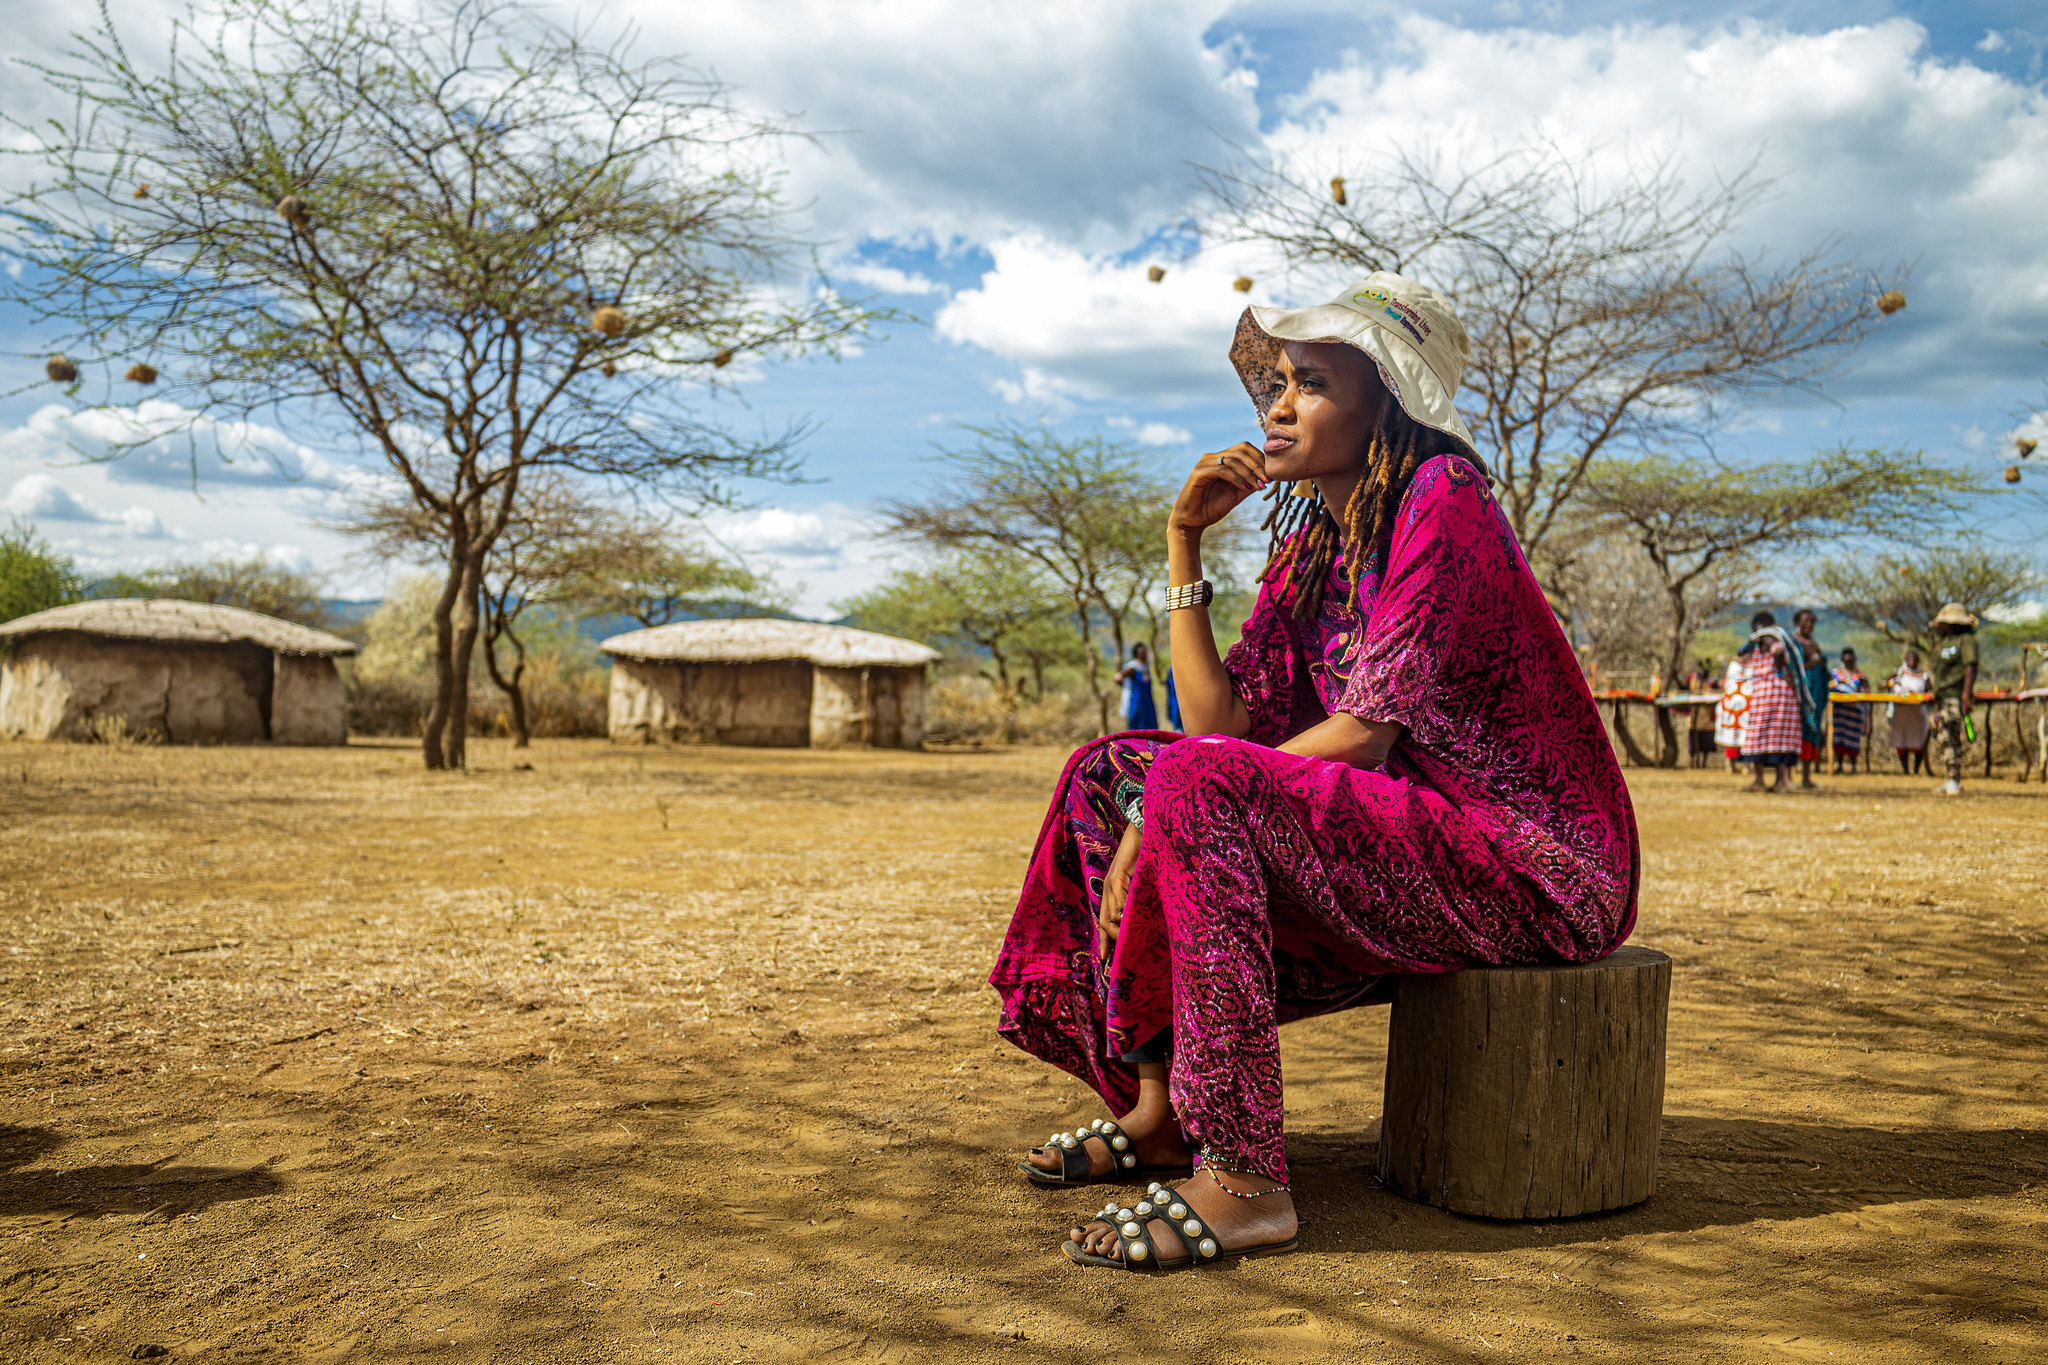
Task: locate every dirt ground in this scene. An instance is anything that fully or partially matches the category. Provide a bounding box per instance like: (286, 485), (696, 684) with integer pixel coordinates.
(0, 738), (2042, 1364)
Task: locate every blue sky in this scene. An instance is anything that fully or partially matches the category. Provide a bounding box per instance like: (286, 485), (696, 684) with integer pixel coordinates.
(4, 1), (2045, 613)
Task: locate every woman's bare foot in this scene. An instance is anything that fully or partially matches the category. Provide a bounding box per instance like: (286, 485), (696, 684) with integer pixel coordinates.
(1068, 1167), (1296, 1263)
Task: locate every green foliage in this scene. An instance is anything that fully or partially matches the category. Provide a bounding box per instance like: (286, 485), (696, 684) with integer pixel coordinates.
(94, 555), (330, 627)
(0, 519), (83, 624)
(1570, 445), (1982, 677)
(836, 546), (1083, 702)
(1810, 543), (2046, 654)
(877, 421), (1235, 733)
(563, 538), (783, 629)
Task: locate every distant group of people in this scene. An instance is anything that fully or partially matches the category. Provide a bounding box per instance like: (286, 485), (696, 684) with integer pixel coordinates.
(1701, 603), (1981, 795)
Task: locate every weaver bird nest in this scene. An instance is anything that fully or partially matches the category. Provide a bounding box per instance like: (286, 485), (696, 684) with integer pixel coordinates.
(591, 306), (628, 337)
(1876, 290), (1907, 316)
(1330, 176), (1347, 207)
(712, 348), (734, 368)
(2016, 437), (2037, 458)
(1233, 276), (1254, 293)
(2004, 465), (2023, 484)
(1146, 265), (1166, 283)
(124, 363), (158, 385)
(45, 356), (78, 384)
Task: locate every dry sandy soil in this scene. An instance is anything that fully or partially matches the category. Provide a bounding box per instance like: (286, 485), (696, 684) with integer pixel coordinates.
(0, 738), (2042, 1364)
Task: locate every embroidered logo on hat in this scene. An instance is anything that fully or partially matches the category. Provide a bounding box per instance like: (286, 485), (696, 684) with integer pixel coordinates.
(1352, 286), (1392, 308)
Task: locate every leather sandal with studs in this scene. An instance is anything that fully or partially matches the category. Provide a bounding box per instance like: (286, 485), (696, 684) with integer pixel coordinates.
(1061, 1181), (1296, 1272)
(1018, 1118), (1191, 1186)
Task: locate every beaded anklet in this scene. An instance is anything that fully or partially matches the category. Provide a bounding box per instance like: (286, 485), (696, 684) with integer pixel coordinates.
(1198, 1148), (1291, 1199)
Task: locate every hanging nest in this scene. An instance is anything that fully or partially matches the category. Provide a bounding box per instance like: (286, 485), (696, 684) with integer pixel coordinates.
(2004, 465), (2023, 484)
(1330, 176), (1347, 207)
(1232, 275), (1254, 293)
(1876, 290), (1907, 316)
(132, 184), (149, 200)
(591, 305), (628, 337)
(1146, 265), (1166, 283)
(124, 362), (158, 385)
(45, 356), (78, 384)
(2017, 437), (2037, 458)
(712, 348), (735, 368)
(601, 360), (617, 378)
(275, 194), (312, 230)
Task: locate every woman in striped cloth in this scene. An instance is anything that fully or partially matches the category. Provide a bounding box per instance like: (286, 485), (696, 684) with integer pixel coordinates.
(1830, 647), (1870, 774)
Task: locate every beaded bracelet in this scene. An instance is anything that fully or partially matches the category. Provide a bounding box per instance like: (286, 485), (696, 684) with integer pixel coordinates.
(1164, 579), (1213, 612)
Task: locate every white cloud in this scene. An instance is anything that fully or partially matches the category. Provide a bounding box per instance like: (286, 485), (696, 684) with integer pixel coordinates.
(1108, 416), (1195, 445)
(936, 237), (1269, 407)
(197, 540), (314, 571)
(832, 262), (944, 297)
(712, 507), (840, 559)
(1264, 17), (2048, 399)
(699, 503), (899, 617)
(7, 474), (101, 521)
(0, 402), (346, 489)
(617, 0), (1258, 252)
(6, 474), (171, 539)
(1977, 31), (2009, 54)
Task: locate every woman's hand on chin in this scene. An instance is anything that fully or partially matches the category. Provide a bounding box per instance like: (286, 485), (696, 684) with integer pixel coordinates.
(1169, 442), (1268, 538)
(1097, 821), (1142, 949)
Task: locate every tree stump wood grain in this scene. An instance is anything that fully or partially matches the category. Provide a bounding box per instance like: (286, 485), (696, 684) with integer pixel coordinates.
(1377, 944), (1671, 1220)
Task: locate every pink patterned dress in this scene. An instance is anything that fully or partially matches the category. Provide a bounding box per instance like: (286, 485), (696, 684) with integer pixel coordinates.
(990, 455), (1640, 1182)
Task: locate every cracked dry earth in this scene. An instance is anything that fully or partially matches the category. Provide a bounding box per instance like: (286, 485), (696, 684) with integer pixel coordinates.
(0, 738), (2043, 1364)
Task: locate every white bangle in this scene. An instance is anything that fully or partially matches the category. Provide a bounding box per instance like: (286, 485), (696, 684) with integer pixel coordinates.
(1165, 580), (1213, 612)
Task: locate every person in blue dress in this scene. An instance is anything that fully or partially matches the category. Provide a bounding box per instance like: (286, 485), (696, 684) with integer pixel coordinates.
(1115, 643), (1160, 731)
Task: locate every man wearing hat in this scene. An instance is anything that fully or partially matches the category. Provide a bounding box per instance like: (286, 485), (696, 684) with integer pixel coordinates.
(1928, 602), (1980, 796)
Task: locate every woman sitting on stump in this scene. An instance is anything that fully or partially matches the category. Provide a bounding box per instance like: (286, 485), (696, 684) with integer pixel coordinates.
(991, 274), (1640, 1272)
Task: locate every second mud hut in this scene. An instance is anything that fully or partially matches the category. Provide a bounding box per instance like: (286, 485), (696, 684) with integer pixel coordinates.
(601, 619), (938, 748)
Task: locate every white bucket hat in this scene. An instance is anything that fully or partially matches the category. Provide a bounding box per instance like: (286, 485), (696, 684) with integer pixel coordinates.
(1229, 271), (1476, 451)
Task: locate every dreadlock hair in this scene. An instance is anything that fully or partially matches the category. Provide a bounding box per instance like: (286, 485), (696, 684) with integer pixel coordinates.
(1256, 399), (1470, 620)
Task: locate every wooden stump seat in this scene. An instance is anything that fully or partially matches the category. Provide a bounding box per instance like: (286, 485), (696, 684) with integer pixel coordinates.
(1377, 944), (1671, 1220)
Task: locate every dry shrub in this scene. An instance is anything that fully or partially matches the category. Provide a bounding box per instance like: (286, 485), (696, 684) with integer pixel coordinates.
(83, 714), (161, 747)
(1014, 690), (1100, 746)
(924, 673), (1014, 746)
(924, 673), (1104, 747)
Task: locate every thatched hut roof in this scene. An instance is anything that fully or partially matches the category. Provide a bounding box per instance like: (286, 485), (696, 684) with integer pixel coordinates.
(0, 599), (358, 657)
(600, 619), (938, 669)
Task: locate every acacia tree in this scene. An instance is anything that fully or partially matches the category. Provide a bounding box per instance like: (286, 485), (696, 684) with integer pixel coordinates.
(1810, 543), (2045, 655)
(1568, 447), (1978, 763)
(837, 547), (1082, 706)
(95, 555), (331, 627)
(876, 423), (1210, 734)
(5, 0), (872, 767)
(555, 520), (778, 630)
(1204, 145), (1898, 581)
(342, 473), (771, 743)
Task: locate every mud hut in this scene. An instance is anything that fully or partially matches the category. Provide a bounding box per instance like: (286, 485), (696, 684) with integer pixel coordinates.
(0, 599), (357, 745)
(601, 619), (938, 748)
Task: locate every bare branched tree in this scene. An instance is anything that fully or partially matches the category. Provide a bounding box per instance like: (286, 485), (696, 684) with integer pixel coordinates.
(1810, 543), (2045, 655)
(4, 0), (876, 767)
(836, 547), (1082, 710)
(341, 473), (772, 743)
(1565, 446), (1979, 763)
(875, 423), (1212, 735)
(1204, 144), (1900, 581)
